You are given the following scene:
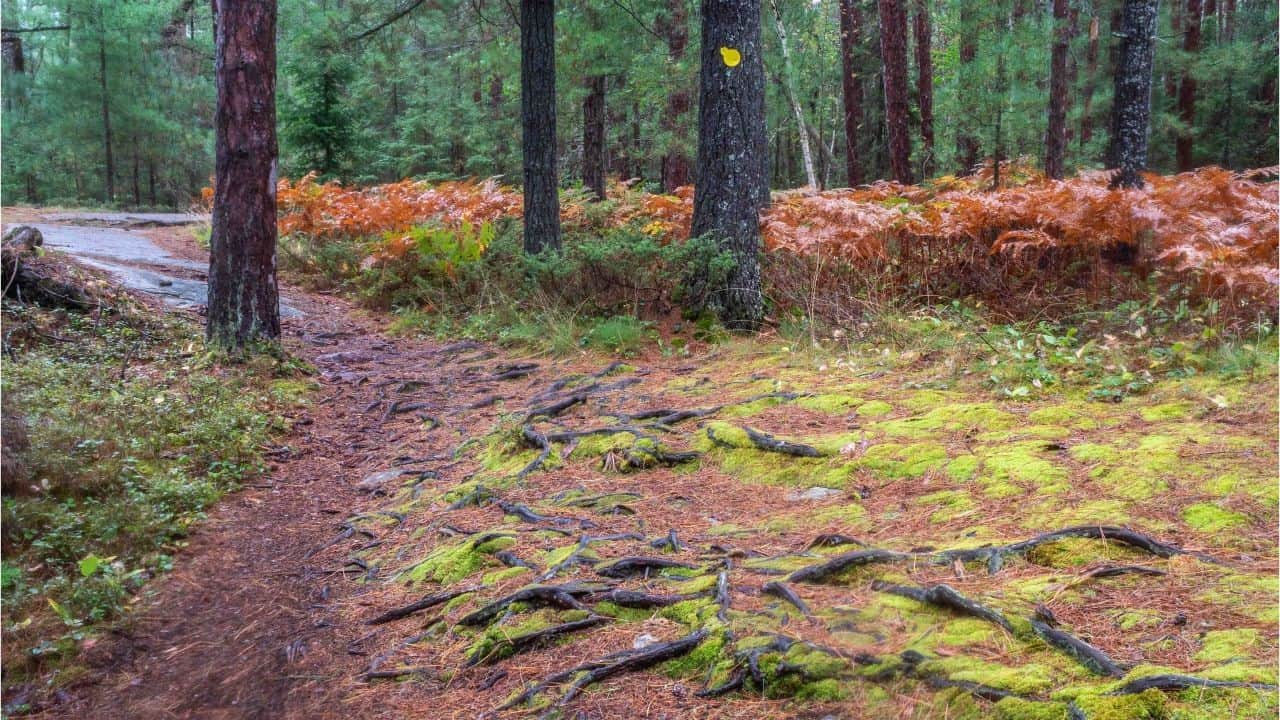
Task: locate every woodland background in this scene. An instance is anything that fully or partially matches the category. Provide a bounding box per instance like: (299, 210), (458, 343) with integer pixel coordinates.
(1, 0), (1276, 208)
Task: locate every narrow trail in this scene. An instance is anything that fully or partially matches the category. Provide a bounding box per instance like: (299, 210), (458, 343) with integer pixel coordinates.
(50, 294), (508, 719)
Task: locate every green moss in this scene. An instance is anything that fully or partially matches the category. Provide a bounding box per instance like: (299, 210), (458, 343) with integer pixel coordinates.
(1111, 609), (1165, 631)
(401, 533), (515, 585)
(809, 502), (868, 526)
(662, 633), (728, 677)
(920, 656), (1056, 695)
(1168, 686), (1279, 720)
(916, 490), (977, 524)
(1182, 503), (1249, 532)
(793, 677), (846, 701)
(659, 598), (717, 628)
(795, 393), (861, 414)
(466, 608), (591, 664)
(482, 566), (531, 584)
(993, 697), (1071, 720)
(1071, 689), (1168, 719)
(1027, 405), (1099, 430)
(932, 617), (1000, 647)
(854, 442), (950, 479)
(1140, 401), (1196, 421)
(977, 441), (1071, 497)
(593, 601), (652, 622)
(1024, 537), (1145, 569)
(1194, 629), (1261, 663)
(877, 402), (1019, 437)
(946, 455), (980, 481)
(858, 399), (894, 417)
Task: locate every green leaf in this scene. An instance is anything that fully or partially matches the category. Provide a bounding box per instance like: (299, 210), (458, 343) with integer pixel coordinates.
(78, 554), (102, 578)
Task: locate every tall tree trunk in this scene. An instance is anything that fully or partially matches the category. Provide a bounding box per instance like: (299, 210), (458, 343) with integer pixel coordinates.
(658, 0), (692, 191)
(582, 75), (607, 200)
(955, 6), (979, 175)
(1108, 0), (1159, 189)
(1104, 5), (1124, 165)
(520, 0), (561, 253)
(912, 0), (933, 177)
(838, 0), (864, 185)
(877, 0), (911, 183)
(688, 0), (767, 330)
(1044, 0), (1071, 179)
(769, 0), (816, 188)
(148, 158), (158, 206)
(98, 22), (115, 203)
(131, 146), (141, 206)
(207, 0), (280, 351)
(490, 74), (507, 175)
(1079, 15), (1100, 148)
(1176, 0), (1201, 171)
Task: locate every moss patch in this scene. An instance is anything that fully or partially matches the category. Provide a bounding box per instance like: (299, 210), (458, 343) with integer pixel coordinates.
(1182, 503), (1249, 532)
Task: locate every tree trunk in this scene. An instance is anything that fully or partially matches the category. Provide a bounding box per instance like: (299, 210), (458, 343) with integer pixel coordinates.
(148, 158), (158, 206)
(1079, 15), (1100, 148)
(131, 146), (141, 206)
(206, 0), (281, 351)
(688, 0), (767, 331)
(98, 22), (115, 203)
(658, 0), (692, 191)
(838, 0), (864, 186)
(955, 5), (979, 175)
(1175, 0), (1201, 171)
(520, 0), (561, 253)
(769, 0), (816, 188)
(582, 75), (607, 200)
(1108, 0), (1159, 189)
(912, 0), (934, 177)
(877, 0), (911, 183)
(1044, 0), (1070, 179)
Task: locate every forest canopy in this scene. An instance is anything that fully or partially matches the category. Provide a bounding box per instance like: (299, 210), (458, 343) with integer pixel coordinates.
(2, 0), (1276, 206)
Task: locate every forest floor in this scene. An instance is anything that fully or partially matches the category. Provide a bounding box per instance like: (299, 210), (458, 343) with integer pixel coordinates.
(3, 213), (1277, 719)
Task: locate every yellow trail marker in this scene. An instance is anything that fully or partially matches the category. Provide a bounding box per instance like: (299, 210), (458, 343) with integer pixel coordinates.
(720, 46), (741, 68)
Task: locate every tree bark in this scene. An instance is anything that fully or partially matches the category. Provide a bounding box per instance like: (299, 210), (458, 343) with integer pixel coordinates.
(877, 0), (911, 183)
(955, 5), (979, 175)
(769, 0), (816, 188)
(1108, 0), (1159, 189)
(838, 0), (864, 186)
(98, 21), (115, 203)
(688, 0), (767, 331)
(582, 75), (607, 200)
(521, 0), (561, 253)
(1044, 0), (1070, 179)
(911, 0), (933, 177)
(1079, 14), (1100, 148)
(1175, 0), (1201, 171)
(658, 0), (692, 191)
(206, 0), (281, 351)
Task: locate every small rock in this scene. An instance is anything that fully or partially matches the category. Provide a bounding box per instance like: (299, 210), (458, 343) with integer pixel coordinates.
(357, 469), (407, 493)
(786, 486), (843, 502)
(632, 633), (659, 650)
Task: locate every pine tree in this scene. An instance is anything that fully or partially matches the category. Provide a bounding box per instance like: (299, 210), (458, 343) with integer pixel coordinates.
(1044, 0), (1071, 179)
(520, 0), (561, 253)
(877, 0), (911, 183)
(688, 0), (767, 330)
(838, 0), (864, 186)
(1109, 0), (1160, 188)
(206, 0), (281, 351)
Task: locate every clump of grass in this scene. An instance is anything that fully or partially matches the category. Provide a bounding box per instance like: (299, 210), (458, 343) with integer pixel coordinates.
(0, 297), (298, 687)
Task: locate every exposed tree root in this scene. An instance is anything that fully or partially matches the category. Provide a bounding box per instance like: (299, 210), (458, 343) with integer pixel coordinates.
(495, 499), (592, 528)
(366, 586), (483, 625)
(517, 426), (553, 479)
(761, 581), (815, 621)
(871, 581), (1015, 632)
(359, 666), (430, 682)
(494, 629), (709, 713)
(942, 525), (1196, 573)
(584, 588), (709, 607)
(595, 556), (699, 579)
(786, 549), (907, 584)
(1110, 674), (1277, 694)
(466, 615), (609, 666)
(491, 362), (539, 381)
(457, 582), (609, 627)
(1029, 620), (1124, 677)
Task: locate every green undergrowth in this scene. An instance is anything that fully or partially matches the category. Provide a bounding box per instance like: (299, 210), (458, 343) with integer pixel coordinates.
(0, 298), (303, 695)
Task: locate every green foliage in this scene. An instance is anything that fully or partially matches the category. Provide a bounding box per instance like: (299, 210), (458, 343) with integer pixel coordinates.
(1, 301), (291, 675)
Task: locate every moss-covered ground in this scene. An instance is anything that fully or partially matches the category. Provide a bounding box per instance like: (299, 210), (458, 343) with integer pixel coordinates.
(333, 335), (1278, 719)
